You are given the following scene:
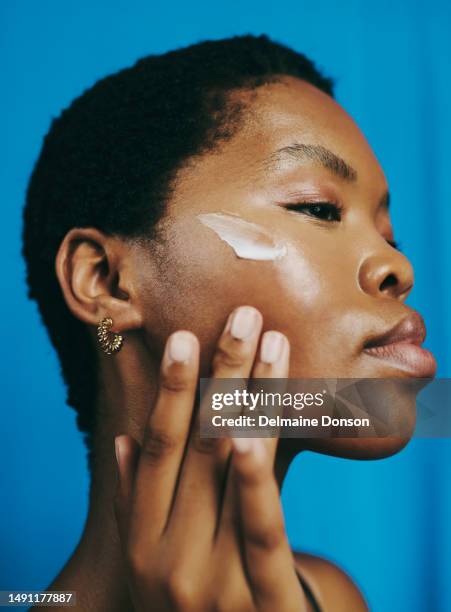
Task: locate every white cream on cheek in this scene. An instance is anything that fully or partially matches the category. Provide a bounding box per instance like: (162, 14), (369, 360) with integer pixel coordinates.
(197, 212), (287, 261)
(197, 211), (322, 306)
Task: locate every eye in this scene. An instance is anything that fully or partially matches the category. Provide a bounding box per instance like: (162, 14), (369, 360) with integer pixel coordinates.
(285, 202), (342, 222)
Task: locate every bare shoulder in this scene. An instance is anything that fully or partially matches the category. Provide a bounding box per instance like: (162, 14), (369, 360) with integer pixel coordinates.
(293, 551), (369, 611)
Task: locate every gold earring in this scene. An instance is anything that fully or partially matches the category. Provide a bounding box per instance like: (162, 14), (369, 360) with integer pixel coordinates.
(97, 317), (124, 355)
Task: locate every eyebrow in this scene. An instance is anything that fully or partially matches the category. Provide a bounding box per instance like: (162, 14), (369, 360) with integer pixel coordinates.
(264, 142), (358, 182)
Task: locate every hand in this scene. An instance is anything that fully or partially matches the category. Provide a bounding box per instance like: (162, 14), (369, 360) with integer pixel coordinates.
(114, 306), (307, 611)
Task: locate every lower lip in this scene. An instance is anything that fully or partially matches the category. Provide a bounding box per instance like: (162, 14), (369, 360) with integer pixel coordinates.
(363, 342), (437, 377)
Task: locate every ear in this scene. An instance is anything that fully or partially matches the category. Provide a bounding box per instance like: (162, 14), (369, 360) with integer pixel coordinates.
(55, 228), (143, 332)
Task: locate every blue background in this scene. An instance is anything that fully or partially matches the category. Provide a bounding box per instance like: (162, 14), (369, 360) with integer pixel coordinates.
(2, 1), (450, 610)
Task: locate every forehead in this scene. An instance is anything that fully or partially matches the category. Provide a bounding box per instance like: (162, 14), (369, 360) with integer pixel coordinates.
(171, 76), (387, 205)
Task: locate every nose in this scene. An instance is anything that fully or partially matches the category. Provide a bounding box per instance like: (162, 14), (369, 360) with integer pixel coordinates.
(358, 245), (414, 301)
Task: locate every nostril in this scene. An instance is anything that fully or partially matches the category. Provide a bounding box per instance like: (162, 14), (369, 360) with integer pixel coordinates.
(379, 273), (398, 293)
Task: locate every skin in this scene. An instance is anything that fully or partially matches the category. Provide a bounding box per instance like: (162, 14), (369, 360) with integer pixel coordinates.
(43, 76), (426, 610)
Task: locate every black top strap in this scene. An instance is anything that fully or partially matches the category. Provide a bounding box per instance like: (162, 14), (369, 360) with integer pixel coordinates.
(296, 569), (322, 612)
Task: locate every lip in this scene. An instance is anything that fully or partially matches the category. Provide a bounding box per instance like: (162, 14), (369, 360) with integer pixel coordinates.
(363, 311), (437, 377)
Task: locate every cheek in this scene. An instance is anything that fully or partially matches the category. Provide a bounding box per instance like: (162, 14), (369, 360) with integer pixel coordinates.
(197, 212), (287, 261)
(195, 241), (332, 349)
(148, 230), (325, 343)
(272, 243), (323, 306)
(147, 219), (355, 375)
(192, 212), (327, 315)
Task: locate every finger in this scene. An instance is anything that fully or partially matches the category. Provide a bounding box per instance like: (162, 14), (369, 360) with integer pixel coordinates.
(250, 330), (290, 463)
(231, 437), (306, 611)
(167, 306), (263, 549)
(114, 434), (140, 543)
(212, 305), (263, 378)
(218, 332), (290, 537)
(128, 330), (199, 552)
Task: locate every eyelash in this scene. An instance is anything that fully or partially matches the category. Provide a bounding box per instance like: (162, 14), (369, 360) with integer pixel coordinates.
(284, 201), (402, 251)
(284, 201), (342, 222)
(387, 239), (401, 251)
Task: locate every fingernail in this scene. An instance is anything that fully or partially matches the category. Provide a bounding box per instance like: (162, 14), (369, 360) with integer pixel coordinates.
(230, 307), (258, 340)
(260, 331), (284, 364)
(168, 331), (193, 363)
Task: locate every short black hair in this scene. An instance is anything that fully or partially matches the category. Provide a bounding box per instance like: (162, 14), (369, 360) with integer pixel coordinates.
(22, 34), (334, 471)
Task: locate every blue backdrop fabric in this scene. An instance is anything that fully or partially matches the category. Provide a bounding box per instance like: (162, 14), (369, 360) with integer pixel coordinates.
(1, 2), (450, 611)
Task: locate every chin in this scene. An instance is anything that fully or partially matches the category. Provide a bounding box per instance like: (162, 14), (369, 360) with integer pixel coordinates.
(279, 374), (420, 460)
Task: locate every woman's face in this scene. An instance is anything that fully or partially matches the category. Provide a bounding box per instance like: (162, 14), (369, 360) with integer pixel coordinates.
(137, 76), (436, 458)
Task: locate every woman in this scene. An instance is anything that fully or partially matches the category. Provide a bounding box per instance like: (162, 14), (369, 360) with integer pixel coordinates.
(23, 34), (436, 610)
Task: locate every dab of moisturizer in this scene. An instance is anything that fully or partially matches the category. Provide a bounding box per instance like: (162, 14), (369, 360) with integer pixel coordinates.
(197, 212), (287, 261)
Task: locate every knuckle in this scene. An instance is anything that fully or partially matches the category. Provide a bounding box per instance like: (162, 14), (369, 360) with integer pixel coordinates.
(235, 460), (267, 486)
(160, 368), (193, 394)
(213, 344), (248, 371)
(164, 570), (198, 608)
(248, 521), (286, 551)
(141, 428), (177, 463)
(191, 434), (222, 455)
(126, 547), (149, 579)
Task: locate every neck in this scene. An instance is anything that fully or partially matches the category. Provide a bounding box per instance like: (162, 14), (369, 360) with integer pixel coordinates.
(48, 337), (299, 610)
(48, 482), (131, 610)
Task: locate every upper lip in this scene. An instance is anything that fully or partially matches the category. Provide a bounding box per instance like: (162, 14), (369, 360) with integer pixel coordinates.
(364, 311), (426, 350)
